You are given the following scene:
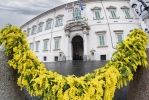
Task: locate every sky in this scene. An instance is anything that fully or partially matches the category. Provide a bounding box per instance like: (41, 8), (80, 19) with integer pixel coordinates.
(0, 0), (77, 28)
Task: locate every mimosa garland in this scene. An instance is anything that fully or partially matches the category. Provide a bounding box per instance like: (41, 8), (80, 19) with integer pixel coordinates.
(0, 24), (148, 100)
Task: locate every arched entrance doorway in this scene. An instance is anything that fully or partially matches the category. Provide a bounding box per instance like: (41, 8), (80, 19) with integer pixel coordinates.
(72, 36), (83, 60)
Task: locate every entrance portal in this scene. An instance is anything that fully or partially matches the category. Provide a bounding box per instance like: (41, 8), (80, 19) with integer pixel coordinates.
(72, 36), (83, 60)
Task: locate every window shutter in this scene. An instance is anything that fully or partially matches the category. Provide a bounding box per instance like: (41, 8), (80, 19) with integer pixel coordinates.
(59, 18), (62, 25)
(125, 10), (130, 18)
(55, 40), (57, 49)
(99, 36), (102, 46)
(79, 10), (81, 18)
(99, 35), (105, 46)
(38, 25), (40, 32)
(36, 42), (39, 51)
(44, 41), (47, 50)
(111, 10), (116, 18)
(73, 12), (75, 19)
(31, 28), (33, 35)
(117, 34), (122, 43)
(102, 36), (105, 46)
(55, 19), (58, 26)
(95, 11), (100, 19)
(45, 22), (48, 29)
(55, 40), (59, 49)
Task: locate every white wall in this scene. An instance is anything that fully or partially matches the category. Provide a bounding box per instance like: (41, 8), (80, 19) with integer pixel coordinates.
(22, 0), (142, 62)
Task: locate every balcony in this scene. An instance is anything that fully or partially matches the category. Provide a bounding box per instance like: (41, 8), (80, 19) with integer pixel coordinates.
(64, 17), (90, 32)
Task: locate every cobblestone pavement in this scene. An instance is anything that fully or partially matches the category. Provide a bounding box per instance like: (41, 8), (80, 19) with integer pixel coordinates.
(24, 61), (129, 100)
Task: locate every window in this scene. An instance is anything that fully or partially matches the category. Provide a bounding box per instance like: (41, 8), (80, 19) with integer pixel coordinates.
(101, 55), (106, 60)
(54, 56), (58, 61)
(73, 8), (82, 19)
(55, 18), (62, 27)
(55, 14), (64, 27)
(106, 6), (118, 19)
(116, 34), (123, 43)
(35, 41), (40, 51)
(54, 39), (60, 49)
(124, 10), (131, 18)
(91, 7), (103, 20)
(94, 11), (100, 19)
(37, 24), (43, 32)
(29, 43), (33, 51)
(99, 35), (105, 46)
(110, 9), (117, 18)
(45, 21), (51, 30)
(43, 56), (47, 61)
(120, 6), (132, 19)
(53, 36), (61, 50)
(31, 26), (36, 35)
(43, 40), (49, 50)
(27, 29), (31, 36)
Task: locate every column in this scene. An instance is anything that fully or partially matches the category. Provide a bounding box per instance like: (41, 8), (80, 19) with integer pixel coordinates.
(83, 27), (88, 61)
(65, 30), (70, 60)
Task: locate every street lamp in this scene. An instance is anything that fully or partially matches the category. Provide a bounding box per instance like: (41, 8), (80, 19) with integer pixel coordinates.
(130, 0), (149, 31)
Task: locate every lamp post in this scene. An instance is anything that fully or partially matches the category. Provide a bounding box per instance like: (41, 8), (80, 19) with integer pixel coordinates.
(130, 0), (149, 31)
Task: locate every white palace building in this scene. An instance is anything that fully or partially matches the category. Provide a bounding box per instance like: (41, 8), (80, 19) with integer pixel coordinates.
(21, 0), (142, 62)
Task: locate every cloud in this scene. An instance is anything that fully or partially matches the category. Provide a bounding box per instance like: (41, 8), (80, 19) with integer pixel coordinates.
(0, 0), (77, 28)
(0, 0), (65, 15)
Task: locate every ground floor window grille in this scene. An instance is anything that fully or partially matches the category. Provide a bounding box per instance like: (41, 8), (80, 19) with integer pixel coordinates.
(100, 55), (106, 60)
(55, 56), (58, 61)
(43, 56), (47, 61)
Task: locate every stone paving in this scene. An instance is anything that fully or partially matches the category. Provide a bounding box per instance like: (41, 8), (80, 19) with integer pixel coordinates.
(24, 60), (129, 100)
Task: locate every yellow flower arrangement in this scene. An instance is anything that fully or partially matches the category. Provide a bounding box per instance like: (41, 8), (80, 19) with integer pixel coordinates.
(0, 24), (149, 100)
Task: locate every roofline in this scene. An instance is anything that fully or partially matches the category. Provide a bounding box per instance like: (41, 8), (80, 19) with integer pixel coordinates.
(21, 0), (130, 28)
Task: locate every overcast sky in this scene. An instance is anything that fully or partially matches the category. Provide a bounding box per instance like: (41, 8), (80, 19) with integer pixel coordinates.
(0, 0), (77, 28)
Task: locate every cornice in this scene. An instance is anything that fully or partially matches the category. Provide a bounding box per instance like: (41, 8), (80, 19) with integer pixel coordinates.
(95, 30), (106, 34)
(46, 18), (53, 22)
(38, 22), (44, 25)
(106, 5), (117, 9)
(53, 36), (62, 39)
(113, 30), (124, 33)
(32, 25), (36, 28)
(91, 6), (102, 11)
(55, 14), (64, 18)
(120, 5), (129, 9)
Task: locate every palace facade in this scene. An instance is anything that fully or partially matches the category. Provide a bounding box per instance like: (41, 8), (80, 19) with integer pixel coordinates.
(21, 0), (142, 62)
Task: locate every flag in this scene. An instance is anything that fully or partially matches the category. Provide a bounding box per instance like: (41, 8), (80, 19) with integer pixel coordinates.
(65, 4), (68, 10)
(79, 1), (83, 10)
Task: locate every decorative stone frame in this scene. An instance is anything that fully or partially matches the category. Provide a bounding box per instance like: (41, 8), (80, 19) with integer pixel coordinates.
(55, 14), (64, 27)
(31, 25), (37, 35)
(43, 39), (49, 51)
(53, 36), (61, 51)
(35, 41), (40, 52)
(37, 22), (44, 33)
(45, 18), (53, 30)
(113, 30), (124, 44)
(120, 6), (133, 19)
(29, 42), (33, 51)
(69, 33), (84, 43)
(46, 18), (53, 22)
(91, 6), (104, 20)
(95, 30), (108, 48)
(106, 6), (120, 19)
(27, 28), (31, 37)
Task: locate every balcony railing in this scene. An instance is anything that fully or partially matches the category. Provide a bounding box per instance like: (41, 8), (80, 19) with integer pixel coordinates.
(66, 17), (87, 24)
